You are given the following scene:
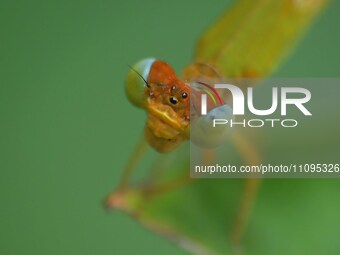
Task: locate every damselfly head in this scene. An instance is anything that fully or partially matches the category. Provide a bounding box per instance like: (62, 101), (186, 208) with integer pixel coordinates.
(125, 58), (190, 152)
(125, 59), (235, 152)
(125, 58), (190, 110)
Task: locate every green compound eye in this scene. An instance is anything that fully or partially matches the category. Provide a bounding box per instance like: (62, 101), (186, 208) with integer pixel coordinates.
(191, 104), (234, 148)
(125, 58), (156, 108)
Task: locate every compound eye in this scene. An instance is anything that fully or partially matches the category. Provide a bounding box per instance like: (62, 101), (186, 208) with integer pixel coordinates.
(181, 92), (188, 99)
(125, 58), (156, 108)
(169, 96), (178, 105)
(191, 104), (234, 148)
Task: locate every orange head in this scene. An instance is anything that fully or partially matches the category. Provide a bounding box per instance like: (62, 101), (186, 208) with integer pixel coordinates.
(125, 59), (190, 152)
(125, 58), (234, 152)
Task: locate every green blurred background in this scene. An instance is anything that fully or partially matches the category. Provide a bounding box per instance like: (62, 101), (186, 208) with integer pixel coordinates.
(0, 0), (339, 254)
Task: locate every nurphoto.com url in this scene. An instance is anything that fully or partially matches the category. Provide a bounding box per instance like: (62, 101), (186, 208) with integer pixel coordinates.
(194, 163), (340, 176)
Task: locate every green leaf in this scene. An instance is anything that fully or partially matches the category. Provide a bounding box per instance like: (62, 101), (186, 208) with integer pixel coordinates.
(195, 0), (328, 77)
